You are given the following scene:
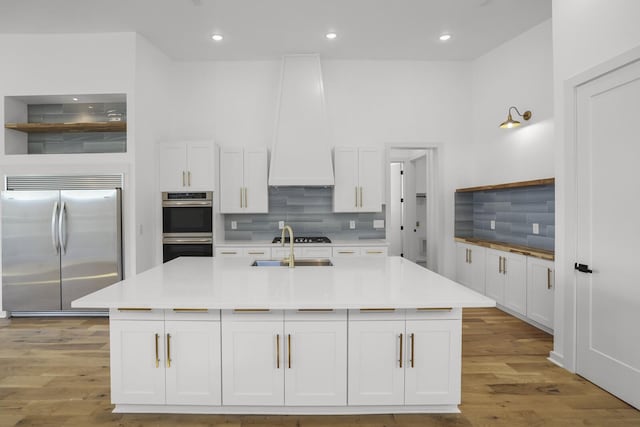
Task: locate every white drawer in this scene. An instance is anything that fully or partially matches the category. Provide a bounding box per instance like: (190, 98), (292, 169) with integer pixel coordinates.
(242, 247), (272, 259)
(221, 309), (284, 321)
(285, 309), (347, 321)
(300, 246), (332, 259)
(361, 246), (388, 256)
(348, 308), (405, 321)
(272, 247), (302, 259)
(164, 308), (221, 321)
(215, 247), (242, 256)
(332, 247), (362, 257)
(405, 307), (461, 320)
(110, 307), (164, 321)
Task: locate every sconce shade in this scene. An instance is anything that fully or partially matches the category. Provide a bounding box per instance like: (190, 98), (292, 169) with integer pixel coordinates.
(500, 106), (532, 129)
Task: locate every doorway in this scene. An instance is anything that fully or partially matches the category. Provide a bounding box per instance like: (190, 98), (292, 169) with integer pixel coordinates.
(386, 146), (438, 271)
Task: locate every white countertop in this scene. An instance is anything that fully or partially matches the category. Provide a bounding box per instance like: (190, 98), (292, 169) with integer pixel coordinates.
(72, 256), (494, 310)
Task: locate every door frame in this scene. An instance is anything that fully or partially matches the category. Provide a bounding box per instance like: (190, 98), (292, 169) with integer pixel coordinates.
(385, 143), (441, 273)
(557, 45), (640, 372)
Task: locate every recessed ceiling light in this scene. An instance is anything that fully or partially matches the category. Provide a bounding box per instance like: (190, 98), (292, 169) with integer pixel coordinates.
(72, 97), (79, 101)
(325, 32), (337, 40)
(439, 34), (452, 41)
(211, 34), (223, 41)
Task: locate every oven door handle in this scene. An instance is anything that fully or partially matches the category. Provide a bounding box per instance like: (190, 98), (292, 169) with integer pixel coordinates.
(162, 201), (212, 207)
(163, 237), (213, 244)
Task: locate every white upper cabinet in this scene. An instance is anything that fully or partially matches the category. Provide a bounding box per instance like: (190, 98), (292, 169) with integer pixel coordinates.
(158, 141), (215, 191)
(333, 147), (382, 212)
(219, 147), (268, 213)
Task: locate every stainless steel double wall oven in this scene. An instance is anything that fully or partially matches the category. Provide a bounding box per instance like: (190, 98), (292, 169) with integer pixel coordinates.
(162, 191), (213, 262)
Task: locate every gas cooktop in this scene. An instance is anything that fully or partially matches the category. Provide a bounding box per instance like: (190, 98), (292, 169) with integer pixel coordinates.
(272, 236), (332, 244)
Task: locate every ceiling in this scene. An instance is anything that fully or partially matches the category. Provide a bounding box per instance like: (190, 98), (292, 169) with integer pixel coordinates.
(0, 0), (551, 61)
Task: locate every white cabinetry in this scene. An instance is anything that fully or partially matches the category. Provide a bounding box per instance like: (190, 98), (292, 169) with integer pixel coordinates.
(220, 147), (268, 213)
(110, 310), (221, 406)
(527, 258), (554, 329)
(485, 249), (527, 315)
(158, 141), (215, 191)
(332, 246), (388, 257)
(221, 310), (347, 406)
(334, 147), (382, 212)
(215, 247), (272, 259)
(455, 243), (486, 294)
(348, 310), (461, 406)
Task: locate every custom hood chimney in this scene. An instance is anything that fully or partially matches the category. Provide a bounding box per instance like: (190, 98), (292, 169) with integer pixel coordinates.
(268, 55), (334, 186)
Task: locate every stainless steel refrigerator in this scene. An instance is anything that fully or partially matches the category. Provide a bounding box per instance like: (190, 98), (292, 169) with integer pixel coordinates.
(2, 189), (122, 314)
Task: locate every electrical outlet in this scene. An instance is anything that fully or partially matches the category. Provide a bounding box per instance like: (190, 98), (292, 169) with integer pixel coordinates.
(490, 220), (495, 230)
(231, 221), (237, 230)
(373, 219), (385, 229)
(533, 223), (540, 235)
(349, 220), (356, 229)
(278, 220), (284, 229)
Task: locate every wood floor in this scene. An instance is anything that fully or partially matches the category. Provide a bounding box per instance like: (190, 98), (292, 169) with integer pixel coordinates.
(0, 308), (638, 426)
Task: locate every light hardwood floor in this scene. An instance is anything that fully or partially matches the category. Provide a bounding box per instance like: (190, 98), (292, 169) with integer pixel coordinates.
(0, 308), (638, 426)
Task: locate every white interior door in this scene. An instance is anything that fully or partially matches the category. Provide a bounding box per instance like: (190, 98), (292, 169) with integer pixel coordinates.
(576, 58), (640, 409)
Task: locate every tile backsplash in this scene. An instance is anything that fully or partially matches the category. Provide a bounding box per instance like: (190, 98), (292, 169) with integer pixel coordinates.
(224, 186), (385, 241)
(455, 184), (554, 251)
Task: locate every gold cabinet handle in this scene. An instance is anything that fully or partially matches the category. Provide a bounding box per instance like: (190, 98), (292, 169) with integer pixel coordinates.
(118, 307), (151, 311)
(297, 309), (334, 312)
(166, 333), (172, 368)
(247, 251), (265, 255)
(233, 309), (270, 313)
(355, 187), (358, 208)
(410, 333), (415, 368)
(469, 249), (472, 264)
(154, 333), (160, 368)
(366, 250), (383, 254)
(547, 267), (552, 289)
(338, 251), (355, 254)
(360, 308), (395, 312)
(287, 334), (292, 369)
(220, 251), (238, 255)
(503, 257), (507, 274)
(465, 248), (469, 263)
(360, 187), (363, 208)
(399, 333), (403, 368)
(182, 171), (186, 187)
(173, 308), (208, 312)
(276, 334), (280, 369)
(416, 307), (453, 311)
(187, 171), (191, 186)
(240, 188), (243, 208)
(498, 256), (502, 274)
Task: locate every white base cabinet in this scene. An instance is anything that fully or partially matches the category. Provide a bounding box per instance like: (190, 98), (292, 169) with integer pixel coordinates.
(484, 249), (526, 315)
(348, 310), (461, 407)
(108, 308), (462, 414)
(526, 258), (554, 329)
(110, 311), (221, 406)
(455, 243), (485, 294)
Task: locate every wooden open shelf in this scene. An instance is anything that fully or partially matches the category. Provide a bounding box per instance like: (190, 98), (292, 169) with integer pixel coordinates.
(456, 178), (554, 193)
(5, 122), (127, 133)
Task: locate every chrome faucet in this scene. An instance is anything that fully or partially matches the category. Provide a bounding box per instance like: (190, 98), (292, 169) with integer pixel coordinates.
(281, 224), (295, 268)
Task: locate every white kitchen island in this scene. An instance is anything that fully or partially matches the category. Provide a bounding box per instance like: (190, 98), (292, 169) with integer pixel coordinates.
(73, 256), (494, 415)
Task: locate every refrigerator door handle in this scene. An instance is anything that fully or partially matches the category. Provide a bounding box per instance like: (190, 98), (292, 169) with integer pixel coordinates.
(58, 201), (67, 254)
(51, 201), (59, 253)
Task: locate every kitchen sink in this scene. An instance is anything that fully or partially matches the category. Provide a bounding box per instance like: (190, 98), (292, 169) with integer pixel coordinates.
(251, 259), (333, 267)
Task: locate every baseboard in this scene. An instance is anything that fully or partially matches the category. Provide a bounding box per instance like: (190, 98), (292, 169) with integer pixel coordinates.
(548, 351), (564, 368)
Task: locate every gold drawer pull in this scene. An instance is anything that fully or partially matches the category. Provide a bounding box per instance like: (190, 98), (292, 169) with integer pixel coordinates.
(166, 333), (172, 368)
(233, 309), (270, 313)
(173, 308), (209, 313)
(154, 333), (160, 368)
(416, 307), (453, 311)
(288, 334), (292, 369)
(399, 333), (403, 368)
(247, 251), (265, 255)
(410, 333), (415, 368)
(220, 251), (238, 255)
(547, 268), (553, 289)
(118, 308), (152, 311)
(360, 308), (395, 312)
(276, 334), (281, 369)
(338, 251), (355, 254)
(366, 250), (384, 254)
(297, 309), (334, 312)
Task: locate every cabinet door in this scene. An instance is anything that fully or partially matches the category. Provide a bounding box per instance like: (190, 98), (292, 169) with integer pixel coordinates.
(405, 319), (461, 405)
(527, 258), (554, 329)
(455, 243), (471, 288)
(158, 142), (188, 191)
(165, 321), (221, 405)
(299, 246), (332, 259)
(332, 247), (362, 257)
(244, 148), (269, 213)
(468, 246), (486, 294)
(503, 253), (527, 316)
(284, 321), (347, 406)
(186, 141), (215, 191)
(358, 147), (382, 212)
(348, 320), (405, 405)
(110, 320), (165, 405)
(221, 321), (284, 405)
(361, 247), (388, 257)
(485, 249), (505, 305)
(333, 147), (359, 212)
(219, 148), (245, 213)
(242, 247), (272, 259)
(215, 247), (242, 257)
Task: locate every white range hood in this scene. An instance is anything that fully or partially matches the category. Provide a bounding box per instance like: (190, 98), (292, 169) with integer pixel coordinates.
(268, 55), (334, 186)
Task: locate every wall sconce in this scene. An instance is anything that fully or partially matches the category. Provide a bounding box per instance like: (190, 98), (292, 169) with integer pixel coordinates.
(499, 106), (532, 129)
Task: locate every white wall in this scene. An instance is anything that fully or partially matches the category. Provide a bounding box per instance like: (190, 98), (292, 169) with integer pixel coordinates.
(552, 0), (640, 370)
(470, 19), (554, 186)
(169, 60), (472, 278)
(134, 34), (171, 273)
(0, 33), (137, 314)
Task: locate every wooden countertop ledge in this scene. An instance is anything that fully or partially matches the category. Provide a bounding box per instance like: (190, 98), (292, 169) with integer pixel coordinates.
(455, 237), (554, 261)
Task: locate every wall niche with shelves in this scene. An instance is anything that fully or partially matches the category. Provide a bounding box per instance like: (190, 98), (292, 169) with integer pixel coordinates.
(4, 93), (127, 155)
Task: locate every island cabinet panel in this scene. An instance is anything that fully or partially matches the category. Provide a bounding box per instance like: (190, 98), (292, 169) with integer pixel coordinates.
(164, 320), (221, 406)
(221, 320), (284, 406)
(404, 320), (461, 405)
(284, 321), (347, 406)
(348, 320), (405, 405)
(110, 320), (166, 405)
